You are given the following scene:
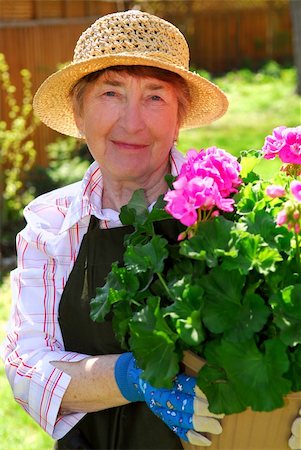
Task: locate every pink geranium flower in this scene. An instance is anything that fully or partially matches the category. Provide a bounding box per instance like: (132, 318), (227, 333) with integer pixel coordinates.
(262, 126), (286, 160)
(276, 209), (288, 226)
(279, 126), (301, 164)
(164, 189), (197, 226)
(164, 147), (241, 227)
(181, 147), (242, 197)
(265, 185), (286, 198)
(291, 180), (301, 202)
(262, 125), (301, 164)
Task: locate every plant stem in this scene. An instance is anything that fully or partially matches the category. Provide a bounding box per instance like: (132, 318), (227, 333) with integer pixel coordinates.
(294, 231), (301, 273)
(157, 272), (173, 300)
(198, 207), (215, 223)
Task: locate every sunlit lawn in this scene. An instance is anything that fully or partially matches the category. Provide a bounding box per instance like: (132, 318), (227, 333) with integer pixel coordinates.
(0, 63), (300, 449)
(178, 64), (300, 158)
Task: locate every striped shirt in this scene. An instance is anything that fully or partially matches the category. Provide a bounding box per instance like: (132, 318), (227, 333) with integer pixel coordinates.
(0, 148), (185, 439)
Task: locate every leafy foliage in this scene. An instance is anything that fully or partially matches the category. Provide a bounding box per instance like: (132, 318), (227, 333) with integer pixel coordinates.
(91, 164), (301, 414)
(0, 53), (39, 224)
(44, 137), (92, 187)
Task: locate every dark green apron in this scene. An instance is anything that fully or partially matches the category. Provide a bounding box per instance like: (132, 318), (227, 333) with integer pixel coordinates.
(56, 216), (184, 450)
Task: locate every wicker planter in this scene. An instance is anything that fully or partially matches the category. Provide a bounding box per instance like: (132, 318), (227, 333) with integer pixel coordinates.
(181, 351), (300, 450)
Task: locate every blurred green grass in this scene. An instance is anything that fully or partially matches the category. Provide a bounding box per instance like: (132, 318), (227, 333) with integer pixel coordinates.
(178, 64), (300, 156)
(0, 277), (54, 449)
(0, 62), (300, 449)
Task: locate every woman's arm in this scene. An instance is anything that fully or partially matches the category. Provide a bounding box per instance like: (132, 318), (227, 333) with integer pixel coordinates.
(1, 189), (91, 439)
(51, 355), (129, 414)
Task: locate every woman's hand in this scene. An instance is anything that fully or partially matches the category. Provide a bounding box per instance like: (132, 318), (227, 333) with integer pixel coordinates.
(289, 408), (301, 449)
(140, 373), (223, 446)
(115, 353), (223, 446)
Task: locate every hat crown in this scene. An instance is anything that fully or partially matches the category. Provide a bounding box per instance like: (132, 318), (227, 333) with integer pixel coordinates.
(73, 10), (189, 68)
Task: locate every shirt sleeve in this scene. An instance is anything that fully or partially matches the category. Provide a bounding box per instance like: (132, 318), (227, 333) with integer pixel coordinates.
(1, 225), (88, 439)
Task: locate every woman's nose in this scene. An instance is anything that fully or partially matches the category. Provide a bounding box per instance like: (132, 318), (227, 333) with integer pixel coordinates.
(120, 98), (145, 134)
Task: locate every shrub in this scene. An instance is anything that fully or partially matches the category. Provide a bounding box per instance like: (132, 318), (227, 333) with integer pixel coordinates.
(46, 137), (92, 187)
(0, 53), (39, 224)
(28, 137), (92, 198)
(0, 53), (40, 264)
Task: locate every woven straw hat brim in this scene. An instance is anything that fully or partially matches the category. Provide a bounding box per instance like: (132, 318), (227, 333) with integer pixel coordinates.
(33, 54), (228, 138)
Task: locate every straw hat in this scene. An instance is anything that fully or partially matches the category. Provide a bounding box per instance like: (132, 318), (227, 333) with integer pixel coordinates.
(33, 10), (228, 138)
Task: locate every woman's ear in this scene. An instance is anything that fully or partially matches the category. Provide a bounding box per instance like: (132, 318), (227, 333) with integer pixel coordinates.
(72, 97), (85, 137)
(74, 115), (85, 138)
(174, 124), (180, 144)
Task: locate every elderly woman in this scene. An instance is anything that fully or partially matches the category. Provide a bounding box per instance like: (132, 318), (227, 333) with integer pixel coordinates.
(1, 10), (229, 450)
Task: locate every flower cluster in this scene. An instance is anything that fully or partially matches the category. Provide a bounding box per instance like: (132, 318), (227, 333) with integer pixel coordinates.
(264, 126), (301, 233)
(267, 179), (301, 234)
(164, 147), (242, 227)
(263, 125), (301, 164)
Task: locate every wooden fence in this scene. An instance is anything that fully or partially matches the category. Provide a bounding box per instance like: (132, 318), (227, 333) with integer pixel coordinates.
(0, 0), (293, 164)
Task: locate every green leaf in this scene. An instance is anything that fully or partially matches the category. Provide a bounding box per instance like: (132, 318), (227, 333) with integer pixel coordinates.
(90, 263), (139, 322)
(202, 338), (291, 413)
(236, 181), (265, 214)
(200, 267), (245, 333)
(129, 297), (179, 387)
(180, 217), (234, 267)
(124, 235), (168, 274)
(90, 285), (112, 322)
(240, 155), (259, 178)
(243, 209), (292, 253)
(119, 189), (149, 226)
(112, 301), (133, 349)
(223, 230), (282, 275)
(224, 292), (270, 341)
(270, 284), (301, 345)
(175, 314), (204, 347)
(167, 275), (201, 302)
(198, 362), (247, 414)
(265, 260), (300, 292)
(253, 246), (283, 275)
(148, 194), (170, 222)
(167, 250), (199, 280)
(239, 155), (260, 179)
(286, 345), (301, 391)
(165, 173), (176, 189)
(166, 279), (205, 346)
(119, 190), (170, 234)
(201, 279), (269, 341)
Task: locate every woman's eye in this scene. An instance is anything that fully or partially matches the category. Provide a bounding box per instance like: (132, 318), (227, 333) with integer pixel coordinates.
(104, 91), (116, 97)
(151, 95), (162, 102)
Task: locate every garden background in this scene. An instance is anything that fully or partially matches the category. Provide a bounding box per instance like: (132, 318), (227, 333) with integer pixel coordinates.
(0, 1), (300, 449)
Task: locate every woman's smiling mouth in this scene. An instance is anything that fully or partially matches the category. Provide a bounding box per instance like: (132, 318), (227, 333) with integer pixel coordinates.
(111, 140), (149, 151)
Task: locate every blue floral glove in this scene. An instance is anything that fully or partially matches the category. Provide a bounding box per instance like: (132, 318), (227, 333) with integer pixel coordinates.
(115, 352), (223, 446)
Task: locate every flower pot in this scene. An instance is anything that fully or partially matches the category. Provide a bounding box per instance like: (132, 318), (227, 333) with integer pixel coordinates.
(181, 351), (301, 450)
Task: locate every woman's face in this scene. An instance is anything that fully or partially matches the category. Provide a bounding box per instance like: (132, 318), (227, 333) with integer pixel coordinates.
(74, 70), (180, 183)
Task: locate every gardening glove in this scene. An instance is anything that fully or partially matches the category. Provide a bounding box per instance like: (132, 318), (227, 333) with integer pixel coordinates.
(288, 408), (301, 450)
(115, 352), (224, 446)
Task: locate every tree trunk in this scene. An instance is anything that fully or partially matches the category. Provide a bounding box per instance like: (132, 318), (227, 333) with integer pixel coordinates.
(290, 0), (301, 95)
